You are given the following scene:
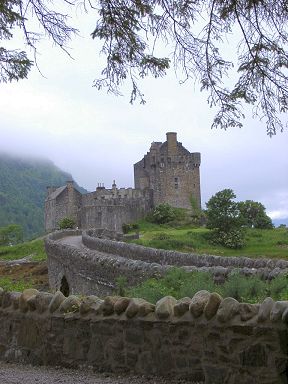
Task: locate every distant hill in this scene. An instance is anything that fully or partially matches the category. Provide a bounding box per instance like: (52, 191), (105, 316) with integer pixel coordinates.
(273, 218), (288, 227)
(0, 153), (87, 239)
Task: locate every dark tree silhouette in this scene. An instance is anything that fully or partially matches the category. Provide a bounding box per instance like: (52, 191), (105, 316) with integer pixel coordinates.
(1, 1), (288, 135)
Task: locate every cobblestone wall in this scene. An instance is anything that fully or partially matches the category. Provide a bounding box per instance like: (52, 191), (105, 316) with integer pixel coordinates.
(45, 230), (288, 297)
(0, 288), (288, 383)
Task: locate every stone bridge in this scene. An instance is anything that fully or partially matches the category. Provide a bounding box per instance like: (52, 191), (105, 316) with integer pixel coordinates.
(44, 229), (288, 297)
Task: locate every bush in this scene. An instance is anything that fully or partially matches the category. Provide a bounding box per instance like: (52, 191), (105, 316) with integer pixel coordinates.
(218, 272), (267, 303)
(58, 217), (76, 230)
(147, 203), (178, 224)
(208, 229), (246, 249)
(122, 223), (139, 234)
(127, 268), (288, 304)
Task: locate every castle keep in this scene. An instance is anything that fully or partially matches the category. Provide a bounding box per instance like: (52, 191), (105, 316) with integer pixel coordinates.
(45, 132), (201, 232)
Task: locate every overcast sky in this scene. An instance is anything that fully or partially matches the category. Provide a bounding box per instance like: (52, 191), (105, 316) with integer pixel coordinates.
(0, 6), (287, 222)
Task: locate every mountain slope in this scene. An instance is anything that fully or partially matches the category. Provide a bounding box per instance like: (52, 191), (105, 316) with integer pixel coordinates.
(0, 153), (87, 239)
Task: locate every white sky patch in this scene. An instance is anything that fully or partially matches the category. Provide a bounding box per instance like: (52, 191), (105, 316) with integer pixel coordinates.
(0, 8), (287, 220)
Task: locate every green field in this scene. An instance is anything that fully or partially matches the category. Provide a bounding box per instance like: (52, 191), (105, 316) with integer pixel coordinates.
(0, 239), (46, 262)
(129, 222), (288, 259)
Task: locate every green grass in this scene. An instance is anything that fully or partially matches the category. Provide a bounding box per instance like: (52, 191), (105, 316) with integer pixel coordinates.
(0, 239), (46, 262)
(126, 268), (288, 304)
(0, 276), (34, 292)
(128, 224), (288, 259)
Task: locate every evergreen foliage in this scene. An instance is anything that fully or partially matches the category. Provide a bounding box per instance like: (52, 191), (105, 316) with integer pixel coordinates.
(0, 224), (23, 245)
(1, 1), (287, 135)
(58, 217), (76, 230)
(205, 189), (273, 249)
(0, 153), (86, 239)
(238, 200), (274, 229)
(92, 0), (288, 135)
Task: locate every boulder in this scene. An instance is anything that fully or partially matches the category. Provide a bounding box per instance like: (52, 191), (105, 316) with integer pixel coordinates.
(217, 297), (240, 322)
(138, 300), (155, 317)
(204, 292), (223, 320)
(189, 290), (211, 318)
(58, 295), (81, 314)
(100, 296), (121, 316)
(258, 297), (274, 322)
(126, 298), (148, 318)
(35, 292), (54, 313)
(80, 295), (103, 315)
(156, 296), (177, 319)
(239, 303), (259, 321)
(174, 297), (191, 317)
(49, 291), (66, 313)
(19, 289), (39, 312)
(270, 301), (288, 322)
(114, 297), (131, 315)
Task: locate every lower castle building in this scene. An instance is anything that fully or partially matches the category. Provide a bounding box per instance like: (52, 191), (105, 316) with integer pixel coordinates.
(45, 132), (201, 232)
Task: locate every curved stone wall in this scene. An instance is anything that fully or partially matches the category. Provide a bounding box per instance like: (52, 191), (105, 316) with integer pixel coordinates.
(45, 230), (168, 297)
(0, 287), (288, 383)
(45, 229), (288, 297)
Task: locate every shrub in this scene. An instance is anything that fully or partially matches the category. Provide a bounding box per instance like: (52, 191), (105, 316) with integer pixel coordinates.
(148, 203), (178, 224)
(115, 276), (128, 296)
(215, 272), (267, 302)
(122, 223), (139, 234)
(58, 217), (76, 230)
(208, 229), (246, 249)
(267, 274), (288, 300)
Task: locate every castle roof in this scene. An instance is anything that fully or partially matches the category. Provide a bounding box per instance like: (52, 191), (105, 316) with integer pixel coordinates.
(47, 186), (67, 200)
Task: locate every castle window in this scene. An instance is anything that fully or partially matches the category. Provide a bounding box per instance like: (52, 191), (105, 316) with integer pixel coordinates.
(174, 177), (179, 189)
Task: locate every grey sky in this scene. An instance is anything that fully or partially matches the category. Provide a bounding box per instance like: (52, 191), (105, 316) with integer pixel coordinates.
(0, 8), (287, 221)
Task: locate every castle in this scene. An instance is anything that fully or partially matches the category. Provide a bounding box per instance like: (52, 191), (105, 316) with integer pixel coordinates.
(45, 132), (201, 232)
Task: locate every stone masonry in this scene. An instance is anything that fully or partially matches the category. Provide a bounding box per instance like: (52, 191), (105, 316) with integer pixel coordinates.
(134, 132), (201, 209)
(1, 286), (288, 383)
(45, 230), (288, 297)
(45, 133), (201, 232)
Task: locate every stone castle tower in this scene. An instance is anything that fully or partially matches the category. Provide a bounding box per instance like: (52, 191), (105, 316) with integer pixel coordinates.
(45, 132), (201, 232)
(134, 132), (201, 210)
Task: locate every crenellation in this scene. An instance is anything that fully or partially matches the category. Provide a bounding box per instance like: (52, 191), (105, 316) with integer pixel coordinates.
(45, 132), (201, 232)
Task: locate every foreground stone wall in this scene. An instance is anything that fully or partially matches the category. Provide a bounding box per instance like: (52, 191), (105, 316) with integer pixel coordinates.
(45, 230), (288, 297)
(0, 288), (288, 383)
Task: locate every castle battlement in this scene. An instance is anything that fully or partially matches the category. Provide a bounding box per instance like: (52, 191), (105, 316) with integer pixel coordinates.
(45, 133), (201, 232)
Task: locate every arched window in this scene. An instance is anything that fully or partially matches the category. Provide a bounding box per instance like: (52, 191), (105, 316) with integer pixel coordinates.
(60, 275), (70, 297)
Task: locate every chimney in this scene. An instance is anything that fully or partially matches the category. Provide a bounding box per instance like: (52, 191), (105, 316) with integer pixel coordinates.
(166, 132), (177, 155)
(66, 180), (74, 190)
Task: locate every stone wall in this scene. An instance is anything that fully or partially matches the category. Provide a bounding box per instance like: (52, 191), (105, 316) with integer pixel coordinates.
(45, 230), (288, 297)
(0, 288), (288, 383)
(45, 230), (167, 297)
(134, 132), (201, 210)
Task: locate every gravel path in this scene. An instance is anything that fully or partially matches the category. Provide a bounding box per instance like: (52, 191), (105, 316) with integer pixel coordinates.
(0, 362), (195, 384)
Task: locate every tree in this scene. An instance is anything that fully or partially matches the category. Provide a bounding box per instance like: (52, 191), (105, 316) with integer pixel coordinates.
(206, 189), (240, 232)
(2, 1), (288, 135)
(58, 217), (76, 229)
(0, 0), (77, 83)
(205, 189), (245, 249)
(148, 203), (178, 224)
(238, 200), (273, 229)
(91, 0), (288, 136)
(0, 224), (23, 245)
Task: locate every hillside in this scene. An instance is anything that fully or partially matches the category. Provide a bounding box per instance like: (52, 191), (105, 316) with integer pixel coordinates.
(0, 153), (87, 239)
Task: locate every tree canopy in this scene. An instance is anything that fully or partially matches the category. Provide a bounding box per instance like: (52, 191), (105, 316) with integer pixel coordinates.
(2, 0), (288, 135)
(0, 0), (77, 83)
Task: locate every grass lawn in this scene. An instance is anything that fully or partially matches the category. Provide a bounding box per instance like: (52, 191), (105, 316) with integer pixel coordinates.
(0, 239), (46, 262)
(129, 221), (288, 259)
